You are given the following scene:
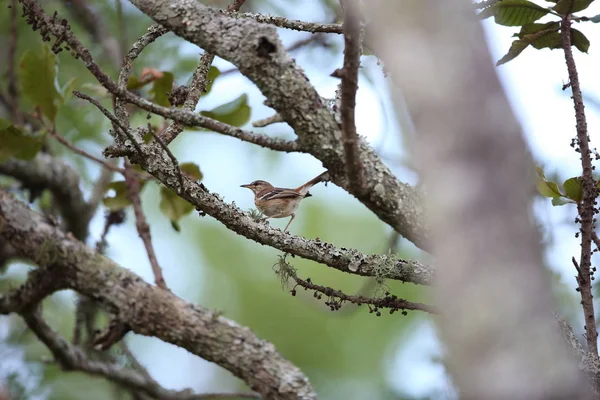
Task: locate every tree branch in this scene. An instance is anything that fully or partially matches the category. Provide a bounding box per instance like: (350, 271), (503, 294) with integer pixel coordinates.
(17, 0), (430, 251)
(228, 12), (343, 33)
(124, 162), (169, 290)
(334, 0), (364, 193)
(0, 154), (90, 239)
(0, 189), (316, 400)
(561, 14), (598, 359)
(22, 309), (260, 400)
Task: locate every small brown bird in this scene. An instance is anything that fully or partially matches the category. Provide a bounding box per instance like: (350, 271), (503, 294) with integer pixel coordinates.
(241, 171), (329, 232)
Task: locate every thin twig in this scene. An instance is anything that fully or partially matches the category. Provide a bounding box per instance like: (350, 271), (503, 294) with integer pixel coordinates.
(227, 11), (343, 33)
(252, 113), (284, 128)
(275, 256), (434, 314)
(115, 23), (168, 122)
(561, 14), (598, 358)
(72, 91), (143, 156)
(7, 0), (20, 124)
(333, 0), (364, 193)
(160, 52), (216, 144)
(160, 0), (246, 145)
(17, 2), (298, 153)
(51, 131), (126, 173)
(124, 162), (169, 291)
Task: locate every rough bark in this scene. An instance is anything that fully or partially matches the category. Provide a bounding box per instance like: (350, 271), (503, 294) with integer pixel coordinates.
(125, 0), (430, 251)
(0, 189), (316, 400)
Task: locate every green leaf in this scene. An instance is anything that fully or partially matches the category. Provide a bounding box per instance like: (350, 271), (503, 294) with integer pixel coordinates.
(200, 94), (251, 127)
(497, 40), (530, 65)
(150, 72), (174, 107)
(478, 0), (549, 26)
(589, 13), (600, 22)
(571, 28), (590, 53)
(60, 78), (78, 103)
(180, 162), (203, 181)
(0, 120), (44, 162)
(159, 186), (194, 232)
(552, 197), (575, 206)
(563, 177), (583, 201)
(18, 44), (60, 122)
(102, 181), (131, 211)
(537, 179), (563, 198)
(553, 0), (595, 14)
(204, 66), (221, 96)
(515, 22), (562, 50)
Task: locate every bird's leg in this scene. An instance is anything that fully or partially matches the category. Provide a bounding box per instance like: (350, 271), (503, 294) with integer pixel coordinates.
(283, 213), (295, 232)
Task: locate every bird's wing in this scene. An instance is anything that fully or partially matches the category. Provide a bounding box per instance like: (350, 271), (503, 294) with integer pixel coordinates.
(258, 188), (305, 201)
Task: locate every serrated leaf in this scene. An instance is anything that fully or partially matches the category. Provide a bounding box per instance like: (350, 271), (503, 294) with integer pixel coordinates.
(200, 94), (251, 127)
(553, 0), (595, 14)
(563, 177), (583, 201)
(552, 197), (574, 206)
(204, 66), (221, 96)
(497, 40), (530, 65)
(159, 186), (194, 232)
(537, 179), (563, 198)
(571, 28), (590, 53)
(180, 162), (203, 181)
(0, 120), (44, 162)
(150, 72), (174, 106)
(18, 44), (60, 122)
(102, 181), (131, 211)
(478, 0), (549, 26)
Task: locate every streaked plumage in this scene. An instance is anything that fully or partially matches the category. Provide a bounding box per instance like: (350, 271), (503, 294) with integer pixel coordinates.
(240, 171), (329, 232)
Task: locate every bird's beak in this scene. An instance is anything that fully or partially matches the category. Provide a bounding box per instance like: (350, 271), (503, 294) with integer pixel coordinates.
(240, 183), (250, 188)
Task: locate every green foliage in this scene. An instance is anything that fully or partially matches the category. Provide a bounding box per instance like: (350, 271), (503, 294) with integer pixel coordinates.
(158, 162), (201, 231)
(103, 181), (132, 211)
(483, 0), (593, 65)
(18, 44), (61, 122)
(497, 40), (531, 65)
(180, 162), (203, 181)
(0, 119), (44, 162)
(536, 167), (583, 205)
(200, 94), (251, 127)
(478, 0), (549, 26)
(204, 66), (221, 96)
(553, 0), (595, 14)
(563, 177), (583, 201)
(159, 186), (194, 232)
(150, 72), (174, 107)
(571, 28), (591, 52)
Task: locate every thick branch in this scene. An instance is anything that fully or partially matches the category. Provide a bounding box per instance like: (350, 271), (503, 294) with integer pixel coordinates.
(0, 189), (316, 400)
(105, 134), (432, 284)
(17, 0), (430, 250)
(0, 154), (90, 239)
(22, 310), (260, 400)
(561, 14), (598, 359)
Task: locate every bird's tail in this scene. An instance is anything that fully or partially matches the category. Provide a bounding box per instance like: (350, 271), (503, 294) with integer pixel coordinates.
(295, 171), (330, 195)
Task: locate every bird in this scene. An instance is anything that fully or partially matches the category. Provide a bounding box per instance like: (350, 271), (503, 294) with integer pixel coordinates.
(240, 171), (329, 232)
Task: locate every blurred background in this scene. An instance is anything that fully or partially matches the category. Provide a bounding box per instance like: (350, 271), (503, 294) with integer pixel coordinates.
(1, 0), (600, 399)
